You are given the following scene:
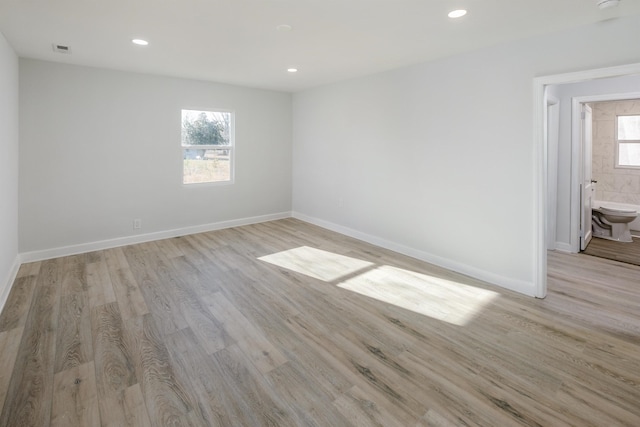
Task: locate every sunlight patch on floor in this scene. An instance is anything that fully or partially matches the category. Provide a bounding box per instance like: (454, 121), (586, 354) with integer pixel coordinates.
(258, 246), (374, 282)
(338, 265), (499, 326)
(259, 246), (499, 326)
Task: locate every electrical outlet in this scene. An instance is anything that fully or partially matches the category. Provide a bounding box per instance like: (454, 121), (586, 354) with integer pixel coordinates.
(133, 218), (142, 230)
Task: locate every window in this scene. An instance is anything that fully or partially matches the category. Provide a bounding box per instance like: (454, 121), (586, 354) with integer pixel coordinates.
(182, 109), (234, 184)
(616, 114), (640, 168)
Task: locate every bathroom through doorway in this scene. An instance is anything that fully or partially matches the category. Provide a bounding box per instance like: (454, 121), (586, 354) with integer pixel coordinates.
(534, 63), (640, 298)
(579, 96), (640, 265)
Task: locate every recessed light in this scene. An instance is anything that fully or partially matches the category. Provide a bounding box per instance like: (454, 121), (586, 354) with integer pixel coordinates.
(287, 68), (298, 73)
(597, 0), (620, 9)
(276, 24), (292, 32)
(132, 39), (149, 46)
(448, 9), (467, 18)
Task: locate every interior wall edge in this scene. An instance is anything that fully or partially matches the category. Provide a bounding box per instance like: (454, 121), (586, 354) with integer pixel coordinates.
(19, 211), (292, 264)
(0, 255), (21, 317)
(0, 31), (19, 322)
(292, 211), (535, 297)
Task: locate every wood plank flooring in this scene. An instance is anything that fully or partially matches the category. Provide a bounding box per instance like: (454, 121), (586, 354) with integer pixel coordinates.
(0, 218), (639, 426)
(583, 236), (640, 266)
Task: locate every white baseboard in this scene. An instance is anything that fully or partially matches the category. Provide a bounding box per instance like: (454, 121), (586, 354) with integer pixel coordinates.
(0, 254), (22, 317)
(554, 242), (574, 253)
(13, 210), (537, 301)
(20, 211), (292, 263)
(292, 211), (535, 297)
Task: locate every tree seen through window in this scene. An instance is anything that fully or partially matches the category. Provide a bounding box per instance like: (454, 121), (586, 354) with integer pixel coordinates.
(181, 109), (233, 184)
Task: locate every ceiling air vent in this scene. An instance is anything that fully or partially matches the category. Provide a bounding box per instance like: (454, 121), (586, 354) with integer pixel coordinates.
(52, 44), (71, 54)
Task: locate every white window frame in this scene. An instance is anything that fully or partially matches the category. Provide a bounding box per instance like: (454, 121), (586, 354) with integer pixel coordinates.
(181, 109), (235, 185)
(615, 114), (640, 169)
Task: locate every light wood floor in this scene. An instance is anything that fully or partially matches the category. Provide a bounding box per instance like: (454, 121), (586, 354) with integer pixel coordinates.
(0, 219), (639, 426)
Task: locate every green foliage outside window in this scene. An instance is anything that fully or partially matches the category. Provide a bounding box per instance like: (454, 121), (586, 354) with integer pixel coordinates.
(182, 111), (228, 145)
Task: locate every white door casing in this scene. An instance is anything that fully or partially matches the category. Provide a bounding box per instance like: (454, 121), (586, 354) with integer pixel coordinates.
(533, 63), (640, 299)
(580, 104), (593, 251)
(546, 96), (560, 250)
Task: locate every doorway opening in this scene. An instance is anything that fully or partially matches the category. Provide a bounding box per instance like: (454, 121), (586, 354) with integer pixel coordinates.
(568, 93), (640, 254)
(533, 63), (640, 298)
(580, 98), (640, 265)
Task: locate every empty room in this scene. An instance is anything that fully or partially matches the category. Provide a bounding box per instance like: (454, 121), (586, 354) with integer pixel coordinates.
(1, 1), (639, 426)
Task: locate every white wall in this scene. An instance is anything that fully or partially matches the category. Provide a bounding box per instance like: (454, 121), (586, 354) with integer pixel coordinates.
(553, 74), (640, 249)
(0, 32), (19, 309)
(19, 59), (292, 254)
(293, 15), (640, 296)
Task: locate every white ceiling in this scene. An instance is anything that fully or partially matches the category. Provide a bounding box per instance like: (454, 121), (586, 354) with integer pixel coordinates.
(1, 0), (639, 92)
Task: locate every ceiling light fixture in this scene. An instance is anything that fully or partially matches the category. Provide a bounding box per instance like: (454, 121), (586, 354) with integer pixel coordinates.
(596, 0), (620, 9)
(448, 9), (467, 18)
(287, 68), (298, 73)
(132, 39), (149, 46)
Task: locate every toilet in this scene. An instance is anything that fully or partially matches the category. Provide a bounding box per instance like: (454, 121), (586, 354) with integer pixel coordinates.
(592, 205), (638, 242)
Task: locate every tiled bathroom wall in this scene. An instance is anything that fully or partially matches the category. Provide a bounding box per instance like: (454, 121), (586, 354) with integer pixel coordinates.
(592, 99), (640, 205)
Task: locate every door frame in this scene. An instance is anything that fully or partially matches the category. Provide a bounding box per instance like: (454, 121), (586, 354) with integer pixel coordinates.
(570, 92), (640, 253)
(578, 103), (594, 251)
(546, 95), (559, 250)
(532, 62), (640, 299)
